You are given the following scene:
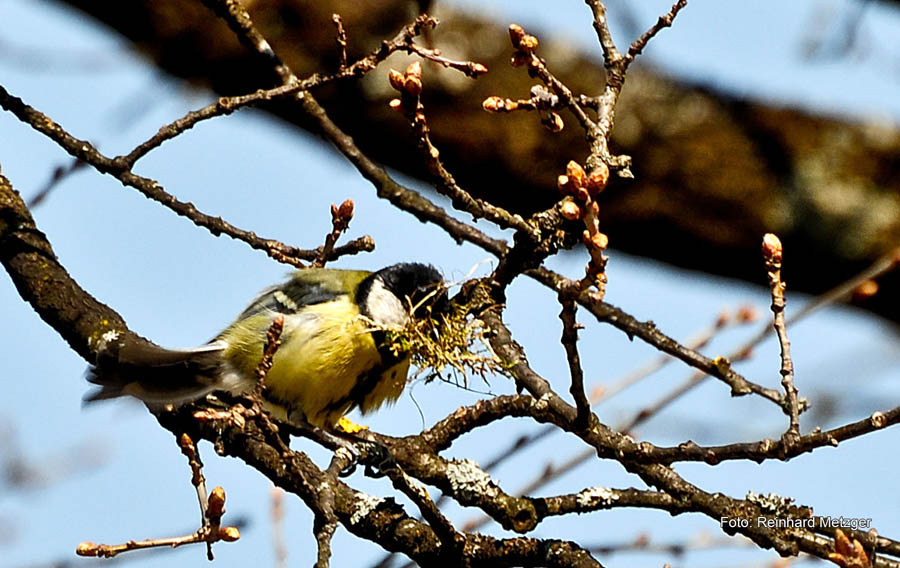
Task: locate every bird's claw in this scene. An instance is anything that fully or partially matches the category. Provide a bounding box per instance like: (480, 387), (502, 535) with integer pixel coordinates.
(334, 444), (361, 477)
(362, 441), (397, 478)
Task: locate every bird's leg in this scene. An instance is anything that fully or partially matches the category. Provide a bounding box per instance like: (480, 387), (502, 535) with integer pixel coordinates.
(274, 411), (367, 476)
(276, 412), (396, 477)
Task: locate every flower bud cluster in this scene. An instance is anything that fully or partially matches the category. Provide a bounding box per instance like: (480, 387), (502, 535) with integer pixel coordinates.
(388, 61), (424, 114)
(331, 199), (354, 226)
(483, 28), (564, 132)
(508, 24), (540, 72)
(482, 96), (518, 112)
(557, 160), (609, 221)
(557, 160), (611, 294)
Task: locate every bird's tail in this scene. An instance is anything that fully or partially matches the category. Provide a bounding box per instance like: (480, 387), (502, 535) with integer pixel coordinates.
(84, 340), (227, 406)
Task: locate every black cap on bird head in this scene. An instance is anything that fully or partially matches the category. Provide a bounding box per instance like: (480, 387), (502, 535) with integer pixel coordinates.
(358, 263), (448, 325)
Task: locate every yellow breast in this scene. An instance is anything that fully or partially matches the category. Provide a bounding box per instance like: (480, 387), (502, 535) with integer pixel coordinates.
(220, 298), (408, 427)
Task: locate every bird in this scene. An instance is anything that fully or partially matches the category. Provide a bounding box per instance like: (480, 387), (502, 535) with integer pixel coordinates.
(85, 263), (448, 428)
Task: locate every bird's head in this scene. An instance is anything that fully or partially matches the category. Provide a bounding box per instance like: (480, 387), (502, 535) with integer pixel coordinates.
(359, 263), (448, 327)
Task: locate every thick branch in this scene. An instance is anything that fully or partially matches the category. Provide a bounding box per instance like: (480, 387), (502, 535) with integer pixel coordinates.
(0, 172), (139, 362)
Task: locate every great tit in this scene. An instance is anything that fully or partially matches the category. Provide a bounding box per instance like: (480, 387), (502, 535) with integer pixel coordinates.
(86, 263), (448, 427)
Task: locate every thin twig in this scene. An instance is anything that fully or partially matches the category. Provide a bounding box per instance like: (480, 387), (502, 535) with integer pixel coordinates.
(271, 487), (287, 568)
(482, 92), (604, 114)
(581, 0), (688, 172)
(559, 298), (591, 429)
(401, 41), (488, 78)
(313, 199), (355, 268)
(76, 523), (240, 559)
(616, 247), (900, 432)
(201, 0), (293, 84)
(0, 85), (346, 268)
(617, 368), (713, 435)
(387, 61), (537, 236)
(504, 24), (598, 143)
(644, 404), (900, 466)
(528, 266), (787, 408)
(623, 0), (689, 66)
(253, 314), (284, 400)
(591, 307), (755, 401)
(762, 234), (800, 444)
(585, 0), (623, 65)
(426, 392), (900, 468)
(298, 83), (508, 254)
(332, 14), (348, 69)
(743, 245), (900, 353)
(586, 531), (758, 557)
(28, 158), (86, 207)
(119, 15), (440, 168)
(177, 433), (213, 558)
(76, 486), (240, 560)
(204, 486), (228, 560)
(201, 2), (512, 254)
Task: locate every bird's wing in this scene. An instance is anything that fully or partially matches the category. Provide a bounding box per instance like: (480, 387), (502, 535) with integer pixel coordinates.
(236, 268), (373, 320)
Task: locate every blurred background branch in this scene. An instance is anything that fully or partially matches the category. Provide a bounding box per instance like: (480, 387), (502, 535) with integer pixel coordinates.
(48, 0), (900, 322)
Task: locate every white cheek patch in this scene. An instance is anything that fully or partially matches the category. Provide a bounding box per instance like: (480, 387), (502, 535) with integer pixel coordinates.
(364, 279), (409, 327)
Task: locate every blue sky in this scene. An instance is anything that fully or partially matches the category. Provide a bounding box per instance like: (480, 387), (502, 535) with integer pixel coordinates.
(2, 1), (900, 567)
